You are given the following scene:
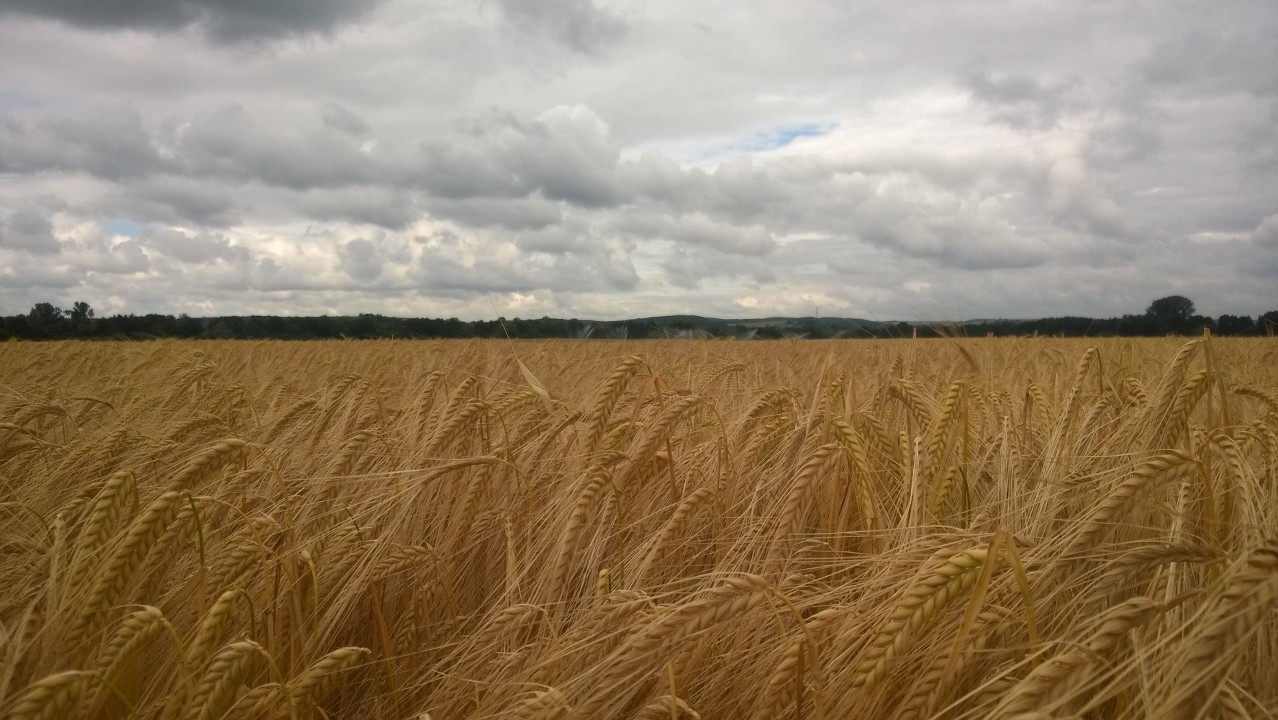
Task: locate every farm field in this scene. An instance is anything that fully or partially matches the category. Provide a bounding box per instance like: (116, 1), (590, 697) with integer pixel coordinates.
(1, 337), (1277, 719)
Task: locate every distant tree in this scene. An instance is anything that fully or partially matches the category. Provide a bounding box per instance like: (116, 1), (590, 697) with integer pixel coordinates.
(29, 302), (62, 324)
(68, 301), (94, 325)
(1216, 314), (1254, 336)
(27, 302), (66, 336)
(1146, 296), (1196, 333)
(1261, 310), (1278, 335)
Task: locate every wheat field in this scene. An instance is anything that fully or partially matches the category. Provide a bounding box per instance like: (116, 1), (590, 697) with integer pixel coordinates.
(1, 337), (1276, 719)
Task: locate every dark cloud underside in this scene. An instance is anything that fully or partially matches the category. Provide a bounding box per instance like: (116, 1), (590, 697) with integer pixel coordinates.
(0, 0), (383, 40)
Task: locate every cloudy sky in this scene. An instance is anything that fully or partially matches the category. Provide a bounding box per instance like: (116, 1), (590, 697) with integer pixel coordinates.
(1, 0), (1276, 321)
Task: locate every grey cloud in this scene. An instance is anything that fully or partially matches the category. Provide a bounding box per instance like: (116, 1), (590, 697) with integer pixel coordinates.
(1236, 102), (1278, 170)
(415, 228), (637, 297)
(0, 257), (82, 290)
(108, 176), (238, 226)
(293, 187), (418, 229)
(0, 0), (384, 42)
(416, 250), (546, 296)
(620, 155), (794, 219)
(1043, 157), (1132, 239)
(679, 219), (777, 259)
(515, 224), (588, 254)
(698, 158), (791, 219)
(1244, 214), (1278, 277)
(339, 238), (383, 282)
(416, 105), (623, 207)
(82, 239), (150, 275)
(416, 141), (524, 199)
(617, 213), (775, 256)
(961, 65), (1075, 130)
(1087, 112), (1163, 166)
(426, 197), (562, 231)
(496, 0), (627, 54)
(174, 104), (376, 189)
(0, 104), (164, 179)
(619, 152), (695, 206)
(661, 247), (776, 289)
(0, 206), (61, 255)
(321, 103), (371, 136)
(883, 215), (1047, 270)
(1255, 215), (1278, 248)
(141, 227), (245, 264)
(1140, 23), (1278, 96)
(499, 106), (624, 206)
(1, 2), (1275, 320)
(631, 153), (1051, 270)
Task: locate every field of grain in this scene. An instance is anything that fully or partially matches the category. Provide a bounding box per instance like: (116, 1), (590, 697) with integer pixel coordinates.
(1, 337), (1276, 719)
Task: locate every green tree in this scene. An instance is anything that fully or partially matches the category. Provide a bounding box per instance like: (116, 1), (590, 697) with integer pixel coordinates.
(1216, 314), (1254, 335)
(68, 301), (94, 325)
(1261, 310), (1278, 335)
(29, 302), (63, 324)
(1145, 295), (1195, 333)
(28, 302), (68, 336)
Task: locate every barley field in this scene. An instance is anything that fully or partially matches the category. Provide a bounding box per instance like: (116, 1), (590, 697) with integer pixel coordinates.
(1, 337), (1276, 720)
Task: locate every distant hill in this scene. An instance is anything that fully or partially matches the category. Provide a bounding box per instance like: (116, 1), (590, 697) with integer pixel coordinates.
(4, 301), (1275, 340)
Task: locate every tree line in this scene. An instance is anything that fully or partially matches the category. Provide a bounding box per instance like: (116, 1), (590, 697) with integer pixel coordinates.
(2, 296), (1275, 341)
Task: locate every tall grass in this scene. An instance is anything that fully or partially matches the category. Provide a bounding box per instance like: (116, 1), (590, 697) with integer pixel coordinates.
(1, 336), (1276, 719)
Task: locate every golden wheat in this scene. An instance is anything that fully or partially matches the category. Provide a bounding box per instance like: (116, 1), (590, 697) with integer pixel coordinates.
(0, 336), (1275, 719)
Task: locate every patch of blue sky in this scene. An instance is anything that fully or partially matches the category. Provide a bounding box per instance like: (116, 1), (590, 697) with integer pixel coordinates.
(735, 122), (832, 153)
(685, 122), (833, 167)
(654, 121), (835, 167)
(103, 219), (143, 238)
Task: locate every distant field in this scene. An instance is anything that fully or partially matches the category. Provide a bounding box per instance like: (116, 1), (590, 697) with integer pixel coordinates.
(2, 337), (1276, 719)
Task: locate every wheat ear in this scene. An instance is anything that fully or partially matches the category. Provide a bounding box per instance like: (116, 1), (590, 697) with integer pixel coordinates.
(186, 589), (245, 672)
(637, 694), (700, 720)
(830, 419), (880, 539)
(184, 640), (266, 720)
(424, 400), (488, 457)
(6, 670), (90, 720)
(289, 646), (371, 709)
(895, 610), (1003, 720)
(173, 439), (248, 488)
(751, 606), (850, 720)
(577, 575), (771, 718)
(629, 574), (772, 654)
(67, 470), (136, 600)
(634, 487), (716, 584)
(548, 468), (612, 604)
(996, 596), (1163, 717)
(75, 490), (182, 640)
(509, 687), (572, 719)
(924, 381), (964, 471)
(773, 442), (841, 549)
(584, 356), (645, 454)
(88, 606), (174, 717)
(627, 395), (706, 472)
(852, 547), (991, 695)
(1062, 452), (1198, 561)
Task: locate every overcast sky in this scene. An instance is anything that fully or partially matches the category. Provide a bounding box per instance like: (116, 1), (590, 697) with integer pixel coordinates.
(1, 0), (1275, 321)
